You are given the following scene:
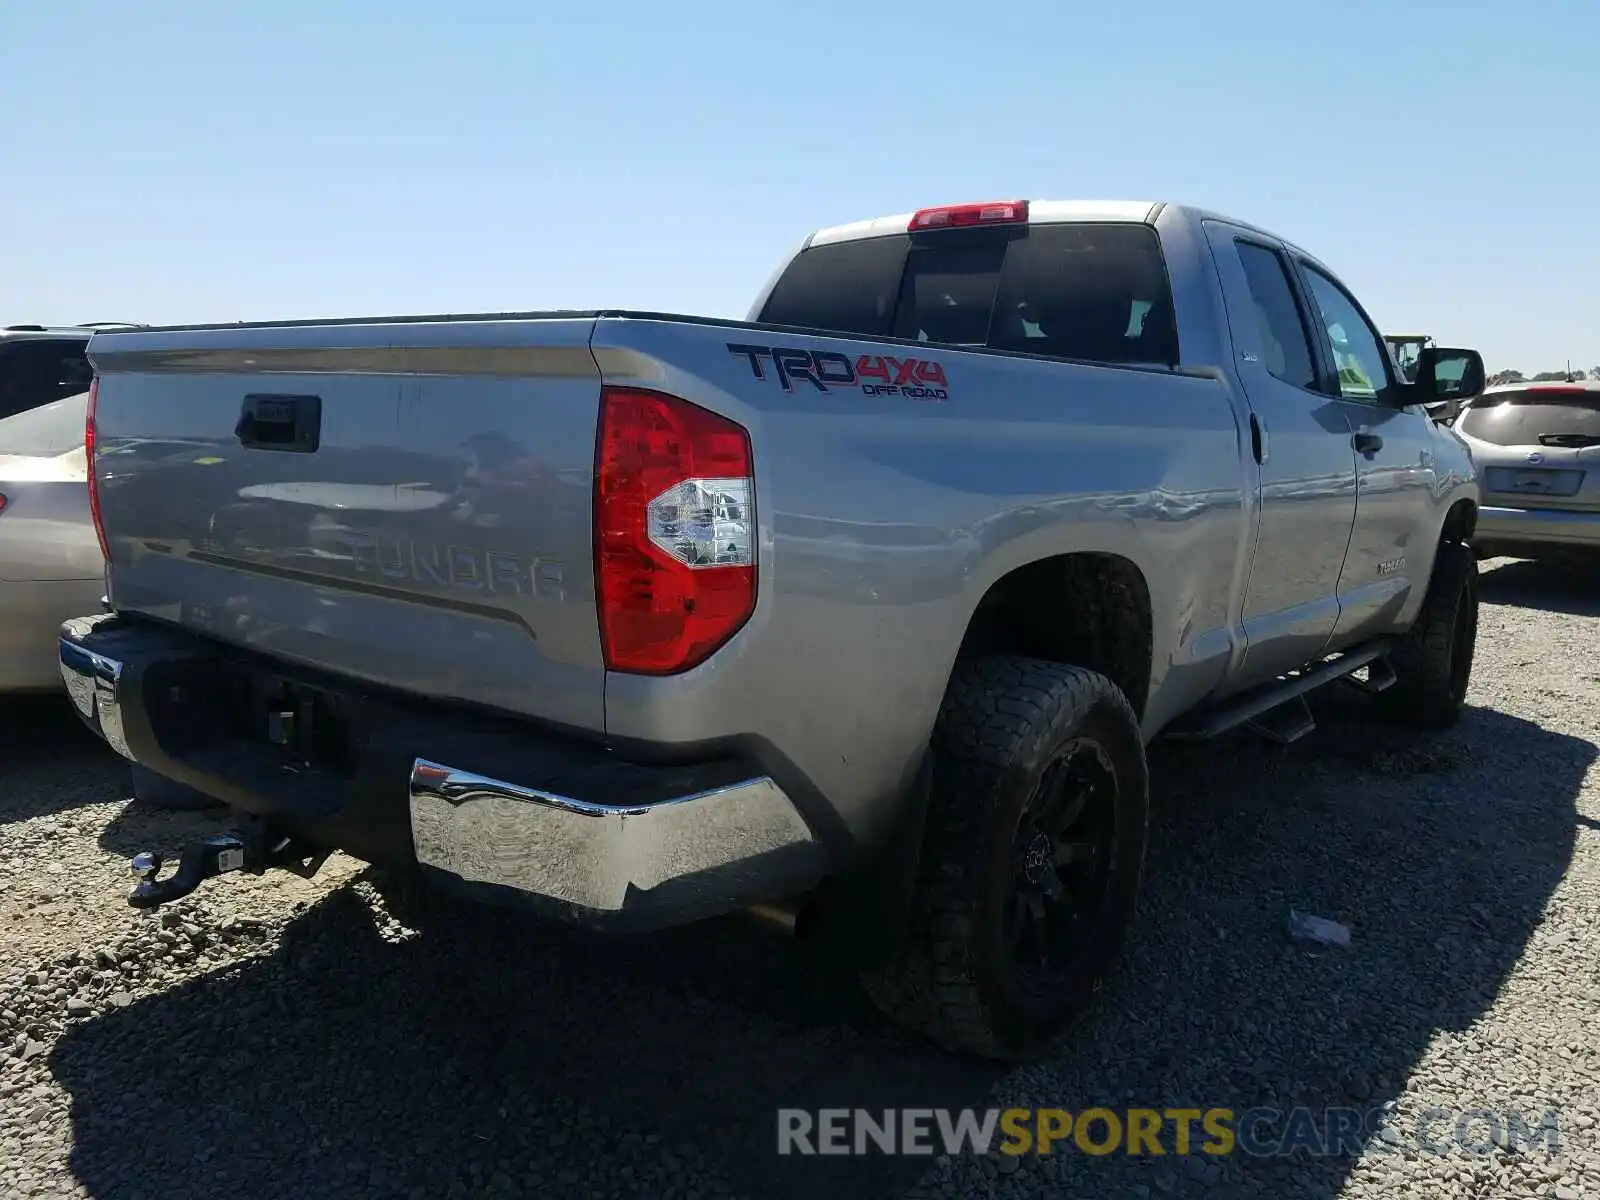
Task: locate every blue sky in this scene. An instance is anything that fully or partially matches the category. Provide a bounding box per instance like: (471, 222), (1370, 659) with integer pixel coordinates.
(2, 0), (1592, 374)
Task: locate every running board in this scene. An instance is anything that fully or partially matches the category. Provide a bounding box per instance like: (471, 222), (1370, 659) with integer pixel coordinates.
(1245, 695), (1316, 746)
(1338, 656), (1398, 695)
(1164, 641), (1392, 743)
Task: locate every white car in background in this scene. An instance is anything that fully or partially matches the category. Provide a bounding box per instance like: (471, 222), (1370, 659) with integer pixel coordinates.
(0, 390), (106, 693)
(1455, 381), (1600, 562)
(0, 360), (217, 809)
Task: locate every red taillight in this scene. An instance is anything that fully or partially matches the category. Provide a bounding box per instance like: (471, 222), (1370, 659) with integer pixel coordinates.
(908, 200), (1029, 231)
(85, 376), (110, 561)
(594, 386), (756, 675)
(0, 493), (8, 515)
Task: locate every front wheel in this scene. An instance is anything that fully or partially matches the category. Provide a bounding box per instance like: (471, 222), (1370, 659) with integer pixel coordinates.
(1374, 540), (1479, 730)
(859, 656), (1150, 1060)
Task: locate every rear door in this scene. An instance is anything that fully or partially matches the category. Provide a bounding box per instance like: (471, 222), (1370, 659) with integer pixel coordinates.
(1291, 259), (1439, 647)
(1201, 223), (1358, 683)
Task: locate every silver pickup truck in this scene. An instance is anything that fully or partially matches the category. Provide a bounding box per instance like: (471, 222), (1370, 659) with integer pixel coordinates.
(62, 199), (1486, 1059)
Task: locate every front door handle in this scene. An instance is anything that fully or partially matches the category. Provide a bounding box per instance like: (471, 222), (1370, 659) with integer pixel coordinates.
(1353, 427), (1383, 455)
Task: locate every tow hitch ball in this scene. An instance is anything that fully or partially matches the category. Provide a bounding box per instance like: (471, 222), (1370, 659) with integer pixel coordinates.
(127, 821), (330, 910)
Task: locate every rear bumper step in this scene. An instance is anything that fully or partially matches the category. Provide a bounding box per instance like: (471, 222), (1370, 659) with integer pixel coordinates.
(59, 613), (827, 929)
(407, 761), (816, 917)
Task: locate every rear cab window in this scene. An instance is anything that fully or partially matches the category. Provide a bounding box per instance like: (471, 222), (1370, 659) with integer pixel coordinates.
(758, 221), (1179, 366)
(1458, 386), (1600, 448)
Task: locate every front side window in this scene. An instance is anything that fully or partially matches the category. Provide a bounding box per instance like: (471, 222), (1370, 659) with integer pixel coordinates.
(1299, 267), (1392, 403)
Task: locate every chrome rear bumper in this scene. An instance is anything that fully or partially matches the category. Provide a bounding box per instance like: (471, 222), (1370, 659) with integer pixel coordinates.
(59, 616), (825, 926)
(60, 635), (135, 760)
(408, 761), (818, 917)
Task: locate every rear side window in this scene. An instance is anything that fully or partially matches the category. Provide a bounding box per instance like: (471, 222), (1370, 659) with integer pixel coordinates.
(1233, 241), (1318, 390)
(1458, 388), (1600, 448)
(757, 222), (1179, 366)
(0, 339), (93, 420)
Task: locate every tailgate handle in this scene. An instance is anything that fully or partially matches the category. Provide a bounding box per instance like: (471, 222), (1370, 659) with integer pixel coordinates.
(236, 393), (321, 453)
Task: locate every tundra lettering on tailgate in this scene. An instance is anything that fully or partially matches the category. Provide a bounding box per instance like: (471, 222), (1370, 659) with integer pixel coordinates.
(727, 342), (949, 401)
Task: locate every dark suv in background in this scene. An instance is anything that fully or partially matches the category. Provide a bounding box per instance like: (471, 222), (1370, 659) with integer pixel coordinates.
(0, 324), (130, 420)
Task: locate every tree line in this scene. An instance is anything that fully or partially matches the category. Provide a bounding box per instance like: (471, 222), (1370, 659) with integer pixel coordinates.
(1487, 367), (1599, 386)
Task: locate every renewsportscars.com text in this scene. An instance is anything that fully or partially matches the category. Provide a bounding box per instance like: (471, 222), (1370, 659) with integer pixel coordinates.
(776, 1106), (1563, 1160)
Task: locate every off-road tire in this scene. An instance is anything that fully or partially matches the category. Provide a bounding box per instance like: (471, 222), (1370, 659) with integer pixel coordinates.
(128, 763), (225, 811)
(1375, 539), (1478, 730)
(859, 655), (1149, 1060)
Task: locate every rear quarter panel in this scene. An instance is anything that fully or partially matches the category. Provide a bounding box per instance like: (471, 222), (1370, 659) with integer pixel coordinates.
(592, 317), (1248, 847)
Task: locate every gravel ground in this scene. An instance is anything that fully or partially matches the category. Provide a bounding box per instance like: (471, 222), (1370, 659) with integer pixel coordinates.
(3, 556), (1598, 1200)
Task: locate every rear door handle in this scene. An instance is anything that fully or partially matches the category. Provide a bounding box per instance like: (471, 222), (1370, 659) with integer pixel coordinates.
(1353, 428), (1383, 455)
(236, 393), (322, 454)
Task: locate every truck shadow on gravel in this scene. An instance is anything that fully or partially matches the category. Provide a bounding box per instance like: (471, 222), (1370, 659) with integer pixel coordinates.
(51, 696), (1594, 1200)
(0, 696), (129, 825)
(1479, 556), (1600, 618)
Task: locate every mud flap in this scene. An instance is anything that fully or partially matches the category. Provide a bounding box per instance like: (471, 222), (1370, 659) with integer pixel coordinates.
(796, 750), (932, 971)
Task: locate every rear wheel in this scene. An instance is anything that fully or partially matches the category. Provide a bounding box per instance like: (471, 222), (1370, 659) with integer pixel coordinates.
(859, 656), (1149, 1060)
(1375, 540), (1478, 730)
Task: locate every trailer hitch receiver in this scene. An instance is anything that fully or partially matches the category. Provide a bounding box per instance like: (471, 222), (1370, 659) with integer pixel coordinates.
(128, 820), (330, 909)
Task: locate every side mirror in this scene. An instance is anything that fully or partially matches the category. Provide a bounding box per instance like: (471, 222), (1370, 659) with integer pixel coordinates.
(1414, 346), (1485, 408)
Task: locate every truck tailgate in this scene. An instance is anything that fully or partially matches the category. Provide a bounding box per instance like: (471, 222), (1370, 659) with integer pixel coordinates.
(87, 317), (607, 731)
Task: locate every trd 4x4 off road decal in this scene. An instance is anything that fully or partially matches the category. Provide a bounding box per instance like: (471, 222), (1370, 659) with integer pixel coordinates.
(726, 343), (949, 401)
